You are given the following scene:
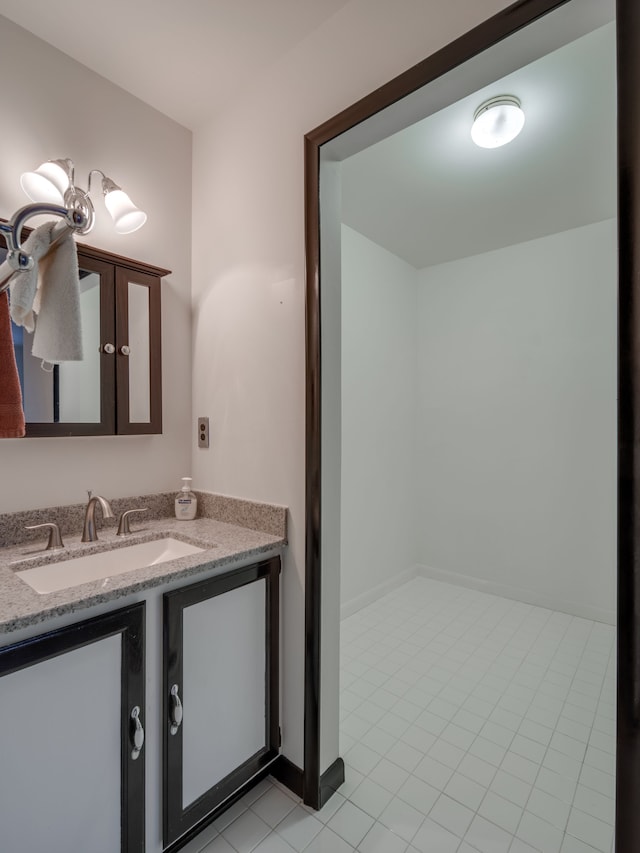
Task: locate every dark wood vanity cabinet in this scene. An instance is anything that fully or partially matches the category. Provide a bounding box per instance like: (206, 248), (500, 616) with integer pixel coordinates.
(0, 603), (146, 853)
(162, 556), (281, 849)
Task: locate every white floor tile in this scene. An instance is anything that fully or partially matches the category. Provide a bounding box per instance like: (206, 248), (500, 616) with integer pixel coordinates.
(222, 810), (271, 853)
(199, 837), (236, 853)
(357, 821), (408, 853)
(516, 810), (564, 853)
(440, 774), (485, 814)
(379, 796), (425, 842)
(276, 806), (324, 851)
(348, 778), (394, 819)
(306, 791), (345, 824)
(251, 834), (298, 853)
(411, 817), (461, 853)
(413, 754), (454, 789)
(396, 774), (440, 814)
(464, 814), (513, 853)
(566, 809), (614, 853)
(304, 826), (355, 853)
(367, 758), (410, 793)
(327, 800), (375, 848)
(344, 742), (383, 776)
(385, 740), (423, 772)
(429, 793), (474, 838)
(572, 785), (614, 826)
(478, 790), (522, 834)
(213, 800), (247, 832)
(526, 787), (570, 832)
(251, 786), (298, 828)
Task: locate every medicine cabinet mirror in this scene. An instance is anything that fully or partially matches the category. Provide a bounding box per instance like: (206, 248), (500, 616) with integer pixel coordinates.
(2, 231), (168, 437)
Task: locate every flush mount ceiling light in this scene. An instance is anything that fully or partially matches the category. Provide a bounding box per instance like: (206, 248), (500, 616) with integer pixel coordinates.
(20, 158), (147, 235)
(471, 95), (525, 149)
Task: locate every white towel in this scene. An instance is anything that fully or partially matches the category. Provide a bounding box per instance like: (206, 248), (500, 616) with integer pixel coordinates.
(31, 226), (83, 363)
(6, 222), (56, 332)
(5, 221), (83, 363)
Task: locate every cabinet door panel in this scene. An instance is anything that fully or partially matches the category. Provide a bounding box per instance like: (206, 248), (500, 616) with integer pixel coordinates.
(182, 579), (266, 807)
(0, 636), (121, 853)
(163, 557), (280, 847)
(0, 603), (145, 853)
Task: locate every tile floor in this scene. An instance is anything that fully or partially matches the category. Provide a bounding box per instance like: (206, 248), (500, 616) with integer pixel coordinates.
(182, 577), (616, 853)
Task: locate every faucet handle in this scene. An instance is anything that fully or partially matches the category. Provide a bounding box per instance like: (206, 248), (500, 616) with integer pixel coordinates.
(117, 508), (148, 537)
(25, 522), (64, 551)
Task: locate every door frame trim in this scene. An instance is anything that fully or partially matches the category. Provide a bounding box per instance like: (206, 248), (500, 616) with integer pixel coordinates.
(304, 2), (635, 848)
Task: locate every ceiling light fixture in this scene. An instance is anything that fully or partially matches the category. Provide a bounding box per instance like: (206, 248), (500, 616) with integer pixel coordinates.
(471, 95), (525, 149)
(20, 158), (147, 235)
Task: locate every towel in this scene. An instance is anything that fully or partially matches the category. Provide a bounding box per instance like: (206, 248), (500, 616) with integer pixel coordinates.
(5, 222), (56, 332)
(31, 225), (83, 363)
(0, 291), (25, 438)
(6, 221), (83, 363)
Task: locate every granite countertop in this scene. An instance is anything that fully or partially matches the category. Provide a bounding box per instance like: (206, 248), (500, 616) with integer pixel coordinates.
(0, 497), (286, 636)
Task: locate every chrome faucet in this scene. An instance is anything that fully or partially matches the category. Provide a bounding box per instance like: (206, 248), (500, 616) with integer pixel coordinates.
(82, 491), (115, 542)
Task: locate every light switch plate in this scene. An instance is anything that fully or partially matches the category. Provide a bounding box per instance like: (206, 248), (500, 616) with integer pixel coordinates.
(197, 417), (209, 448)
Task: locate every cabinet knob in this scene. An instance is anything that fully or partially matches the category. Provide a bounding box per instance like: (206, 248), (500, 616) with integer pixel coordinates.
(130, 705), (145, 760)
(170, 684), (183, 735)
(120, 345), (131, 356)
(103, 342), (116, 354)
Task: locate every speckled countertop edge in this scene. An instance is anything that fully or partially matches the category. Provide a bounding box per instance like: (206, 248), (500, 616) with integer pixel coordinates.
(0, 513), (286, 636)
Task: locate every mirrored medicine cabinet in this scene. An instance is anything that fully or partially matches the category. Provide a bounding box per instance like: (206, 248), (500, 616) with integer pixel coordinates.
(2, 227), (169, 437)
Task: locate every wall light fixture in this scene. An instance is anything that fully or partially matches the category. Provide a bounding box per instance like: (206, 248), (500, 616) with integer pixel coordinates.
(20, 158), (147, 235)
(471, 96), (525, 149)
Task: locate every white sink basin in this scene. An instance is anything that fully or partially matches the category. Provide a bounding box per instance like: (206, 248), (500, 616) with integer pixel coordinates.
(16, 537), (206, 594)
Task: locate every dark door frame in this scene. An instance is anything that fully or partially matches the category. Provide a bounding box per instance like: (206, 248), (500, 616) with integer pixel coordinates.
(304, 0), (639, 846)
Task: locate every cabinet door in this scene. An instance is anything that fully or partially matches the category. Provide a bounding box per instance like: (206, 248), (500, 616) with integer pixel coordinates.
(163, 557), (280, 847)
(115, 267), (162, 435)
(23, 255), (116, 437)
(0, 603), (145, 853)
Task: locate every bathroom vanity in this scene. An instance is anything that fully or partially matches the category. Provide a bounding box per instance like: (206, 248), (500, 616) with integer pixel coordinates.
(0, 494), (286, 853)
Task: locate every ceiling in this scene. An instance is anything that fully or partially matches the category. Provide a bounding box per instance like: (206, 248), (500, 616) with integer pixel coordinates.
(0, 0), (351, 130)
(0, 0), (616, 270)
(341, 21), (617, 269)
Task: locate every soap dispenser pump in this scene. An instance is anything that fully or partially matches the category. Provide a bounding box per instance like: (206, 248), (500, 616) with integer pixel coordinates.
(175, 477), (197, 520)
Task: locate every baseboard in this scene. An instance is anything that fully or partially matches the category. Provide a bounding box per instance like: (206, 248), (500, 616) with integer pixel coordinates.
(416, 564), (616, 625)
(319, 757), (345, 808)
(270, 754), (303, 798)
(341, 565), (419, 620)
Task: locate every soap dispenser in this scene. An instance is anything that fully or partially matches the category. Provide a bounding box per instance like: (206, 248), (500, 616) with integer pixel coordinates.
(175, 477), (197, 520)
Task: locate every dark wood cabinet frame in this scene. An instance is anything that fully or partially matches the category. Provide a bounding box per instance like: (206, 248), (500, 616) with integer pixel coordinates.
(0, 603), (146, 852)
(304, 0), (640, 848)
(162, 556), (281, 850)
(0, 223), (168, 437)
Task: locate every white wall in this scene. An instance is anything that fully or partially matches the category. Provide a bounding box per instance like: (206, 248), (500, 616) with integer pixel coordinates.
(193, 0), (508, 769)
(0, 18), (192, 513)
(416, 219), (617, 622)
(191, 0), (511, 773)
(341, 225), (418, 613)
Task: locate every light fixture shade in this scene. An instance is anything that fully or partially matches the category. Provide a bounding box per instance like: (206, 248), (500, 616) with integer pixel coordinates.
(471, 96), (525, 149)
(104, 188), (147, 234)
(20, 160), (71, 204)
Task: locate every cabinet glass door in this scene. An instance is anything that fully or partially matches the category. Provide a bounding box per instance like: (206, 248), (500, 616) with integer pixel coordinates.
(14, 256), (116, 436)
(163, 557), (281, 847)
(116, 268), (162, 434)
